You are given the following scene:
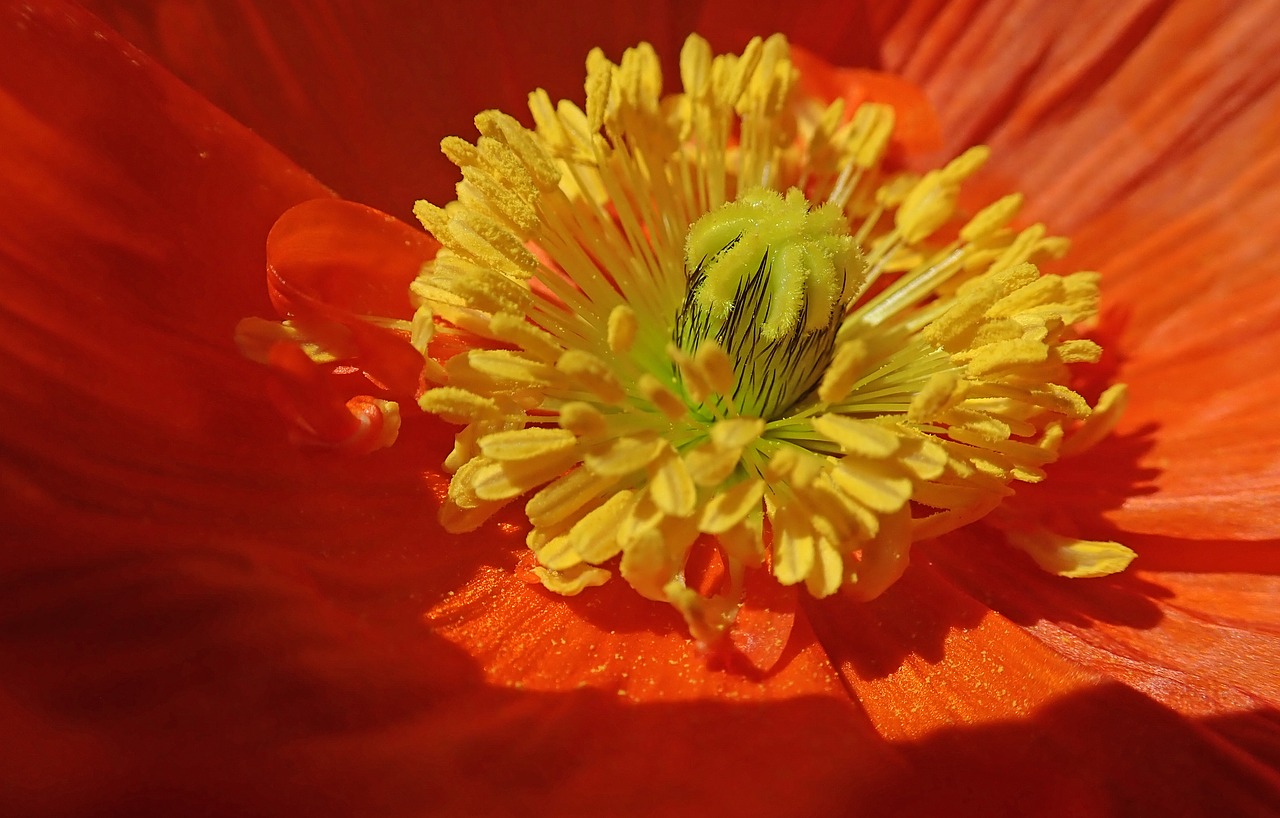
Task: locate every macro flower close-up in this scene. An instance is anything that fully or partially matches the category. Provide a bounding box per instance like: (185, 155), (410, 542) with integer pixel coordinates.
(3, 1), (1279, 816)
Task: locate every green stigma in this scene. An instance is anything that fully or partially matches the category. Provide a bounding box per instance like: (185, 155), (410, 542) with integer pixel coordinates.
(673, 188), (866, 419)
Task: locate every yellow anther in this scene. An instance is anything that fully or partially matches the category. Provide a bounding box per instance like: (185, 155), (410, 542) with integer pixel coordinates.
(988, 224), (1049, 273)
(966, 337), (1049, 377)
(895, 169), (959, 245)
(532, 531), (585, 571)
(557, 349), (626, 404)
(558, 401), (607, 438)
(489, 313), (565, 363)
(569, 489), (634, 562)
(1005, 527), (1137, 579)
(763, 445), (822, 488)
(533, 564), (611, 596)
(846, 508), (911, 601)
(526, 466), (617, 529)
(907, 372), (967, 423)
(1057, 339), (1103, 363)
(584, 47), (612, 133)
(684, 441), (743, 487)
(471, 451), (575, 502)
(680, 34), (713, 96)
(694, 342), (735, 395)
(648, 445), (698, 518)
(818, 339), (868, 404)
(479, 427), (578, 462)
(942, 145), (990, 182)
(447, 209), (541, 276)
(1060, 383), (1129, 457)
(638, 373), (688, 421)
(409, 305), (435, 354)
(852, 103), (896, 169)
(458, 165), (539, 234)
(812, 415), (901, 458)
(475, 109), (561, 190)
(412, 200), (451, 243)
(475, 136), (538, 197)
(527, 88), (571, 154)
(584, 434), (666, 477)
(805, 537), (844, 598)
(699, 479), (764, 534)
(418, 387), (499, 423)
(960, 193), (1024, 242)
(831, 458), (913, 514)
(715, 36), (762, 106)
(710, 417), (766, 451)
(607, 304), (639, 354)
(469, 349), (554, 385)
(440, 135), (480, 168)
(771, 502), (816, 586)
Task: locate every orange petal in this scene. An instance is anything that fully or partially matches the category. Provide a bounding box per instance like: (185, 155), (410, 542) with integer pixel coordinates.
(928, 529), (1280, 717)
(423, 544), (843, 703)
(803, 550), (1102, 740)
(695, 0), (885, 67)
(1076, 150), (1280, 538)
(267, 198), (435, 321)
(790, 46), (943, 157)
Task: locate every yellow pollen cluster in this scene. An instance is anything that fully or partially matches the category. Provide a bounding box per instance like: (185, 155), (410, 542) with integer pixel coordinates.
(409, 34), (1133, 644)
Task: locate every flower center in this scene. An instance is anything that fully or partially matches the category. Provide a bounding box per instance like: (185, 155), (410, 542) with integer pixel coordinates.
(241, 33), (1135, 649)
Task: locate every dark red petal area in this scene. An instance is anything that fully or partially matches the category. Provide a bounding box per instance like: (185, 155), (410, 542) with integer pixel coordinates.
(878, 684), (1280, 817)
(0, 0), (330, 507)
(694, 0), (885, 67)
(81, 0), (706, 215)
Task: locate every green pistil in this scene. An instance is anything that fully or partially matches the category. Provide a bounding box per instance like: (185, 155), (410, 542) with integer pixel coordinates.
(672, 188), (867, 419)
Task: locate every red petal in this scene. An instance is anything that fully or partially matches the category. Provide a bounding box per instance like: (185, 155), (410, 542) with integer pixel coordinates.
(11, 4), (1280, 813)
(0, 0), (334, 507)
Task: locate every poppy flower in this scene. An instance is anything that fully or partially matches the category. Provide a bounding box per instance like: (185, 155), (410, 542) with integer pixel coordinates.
(3, 1), (1279, 816)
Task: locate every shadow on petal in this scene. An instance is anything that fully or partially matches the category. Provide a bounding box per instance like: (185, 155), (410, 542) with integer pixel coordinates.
(874, 684), (1280, 817)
